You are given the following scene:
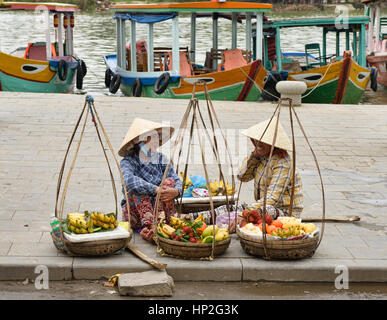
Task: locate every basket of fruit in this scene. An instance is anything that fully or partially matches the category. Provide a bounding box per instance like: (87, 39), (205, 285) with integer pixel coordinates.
(236, 209), (319, 260)
(155, 215), (231, 259)
(51, 95), (133, 256)
(51, 211), (132, 256)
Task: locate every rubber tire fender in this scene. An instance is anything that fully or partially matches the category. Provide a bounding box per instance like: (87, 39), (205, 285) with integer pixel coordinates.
(370, 68), (378, 92)
(76, 60), (87, 90)
(109, 74), (121, 94)
(57, 59), (68, 81)
(131, 78), (142, 97)
(105, 69), (112, 88)
(154, 72), (170, 94)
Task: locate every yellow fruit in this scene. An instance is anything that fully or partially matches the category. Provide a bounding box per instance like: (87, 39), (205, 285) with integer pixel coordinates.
(102, 223), (110, 229)
(215, 231), (227, 242)
(303, 223), (316, 234)
(201, 225), (218, 238)
(162, 224), (175, 236)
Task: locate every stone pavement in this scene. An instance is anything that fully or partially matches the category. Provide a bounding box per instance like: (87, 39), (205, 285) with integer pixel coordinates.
(0, 92), (386, 283)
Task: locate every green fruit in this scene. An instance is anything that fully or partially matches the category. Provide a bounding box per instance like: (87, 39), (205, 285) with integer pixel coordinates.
(201, 225), (219, 238)
(201, 236), (213, 243)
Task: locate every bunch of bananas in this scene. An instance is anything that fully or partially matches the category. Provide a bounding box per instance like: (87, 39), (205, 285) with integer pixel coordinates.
(90, 212), (119, 230)
(170, 216), (187, 229)
(67, 213), (93, 234)
(180, 172), (193, 190)
(209, 180), (236, 196)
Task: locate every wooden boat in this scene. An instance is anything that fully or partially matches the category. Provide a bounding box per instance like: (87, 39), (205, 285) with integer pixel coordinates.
(104, 0), (271, 101)
(0, 1), (86, 93)
(363, 0), (387, 87)
(260, 17), (377, 104)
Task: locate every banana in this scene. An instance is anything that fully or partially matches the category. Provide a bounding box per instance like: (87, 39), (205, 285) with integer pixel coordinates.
(157, 225), (170, 238)
(162, 224), (175, 236)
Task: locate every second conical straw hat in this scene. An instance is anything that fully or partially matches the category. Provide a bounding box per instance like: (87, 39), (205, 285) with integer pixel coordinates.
(241, 117), (292, 151)
(118, 118), (174, 157)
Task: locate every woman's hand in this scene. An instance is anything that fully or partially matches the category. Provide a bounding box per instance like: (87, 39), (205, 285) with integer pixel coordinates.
(159, 187), (179, 202)
(140, 224), (156, 242)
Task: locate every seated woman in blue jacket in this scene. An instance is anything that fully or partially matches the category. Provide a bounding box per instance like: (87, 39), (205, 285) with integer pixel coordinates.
(118, 118), (182, 241)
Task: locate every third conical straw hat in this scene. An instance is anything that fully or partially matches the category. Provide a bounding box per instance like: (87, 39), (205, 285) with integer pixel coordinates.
(242, 117), (292, 151)
(118, 118), (174, 157)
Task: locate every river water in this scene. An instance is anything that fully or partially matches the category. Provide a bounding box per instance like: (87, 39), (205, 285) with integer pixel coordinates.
(0, 11), (386, 104)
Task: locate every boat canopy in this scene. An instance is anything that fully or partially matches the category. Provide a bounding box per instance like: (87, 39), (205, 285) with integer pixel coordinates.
(263, 16), (370, 69)
(111, 1), (271, 75)
(110, 1), (271, 13)
(113, 12), (178, 24)
(0, 2), (78, 12)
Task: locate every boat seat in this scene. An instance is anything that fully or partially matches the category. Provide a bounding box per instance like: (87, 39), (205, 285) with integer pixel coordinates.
(218, 49), (248, 72)
(164, 51), (193, 77)
(206, 48), (251, 72)
(305, 43), (324, 69)
(24, 42), (57, 61)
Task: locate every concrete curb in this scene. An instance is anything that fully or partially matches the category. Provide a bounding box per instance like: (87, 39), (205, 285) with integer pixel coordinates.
(0, 254), (386, 283)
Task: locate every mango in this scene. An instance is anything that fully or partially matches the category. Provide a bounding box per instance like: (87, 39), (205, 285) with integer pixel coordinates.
(201, 236), (213, 243)
(201, 225), (219, 238)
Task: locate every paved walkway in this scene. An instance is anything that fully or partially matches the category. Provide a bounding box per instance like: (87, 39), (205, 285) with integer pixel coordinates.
(0, 92), (386, 283)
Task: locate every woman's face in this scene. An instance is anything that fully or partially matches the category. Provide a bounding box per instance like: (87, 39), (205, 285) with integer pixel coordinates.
(144, 132), (160, 153)
(251, 139), (272, 157)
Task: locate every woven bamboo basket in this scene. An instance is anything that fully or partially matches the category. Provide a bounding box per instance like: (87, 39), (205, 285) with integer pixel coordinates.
(236, 227), (318, 260)
(157, 235), (231, 259)
(51, 232), (131, 256)
(51, 96), (133, 257)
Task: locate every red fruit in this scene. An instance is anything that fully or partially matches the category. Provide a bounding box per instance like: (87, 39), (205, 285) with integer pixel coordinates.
(248, 215), (255, 223)
(189, 238), (196, 243)
(182, 226), (192, 234)
(264, 213), (273, 225)
(250, 210), (260, 218)
(188, 232), (194, 238)
(242, 210), (249, 218)
(240, 221), (247, 228)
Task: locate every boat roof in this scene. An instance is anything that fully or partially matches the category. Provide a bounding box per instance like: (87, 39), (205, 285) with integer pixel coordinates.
(0, 2), (78, 12)
(264, 16), (370, 29)
(111, 1), (272, 13)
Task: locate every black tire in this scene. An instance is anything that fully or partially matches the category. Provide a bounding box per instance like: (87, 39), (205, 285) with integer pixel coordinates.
(76, 63), (84, 90)
(370, 68), (378, 92)
(131, 78), (142, 97)
(80, 59), (87, 77)
(57, 59), (68, 81)
(105, 69), (112, 88)
(154, 72), (170, 94)
(109, 74), (121, 94)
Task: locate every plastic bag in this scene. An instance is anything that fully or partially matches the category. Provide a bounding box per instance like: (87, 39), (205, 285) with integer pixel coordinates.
(183, 186), (194, 198)
(189, 175), (207, 189)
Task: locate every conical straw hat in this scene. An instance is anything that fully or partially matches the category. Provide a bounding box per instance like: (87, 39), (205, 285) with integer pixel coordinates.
(118, 118), (174, 157)
(241, 117), (292, 151)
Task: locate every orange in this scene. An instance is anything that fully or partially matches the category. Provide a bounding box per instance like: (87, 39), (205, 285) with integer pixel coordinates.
(272, 220), (283, 228)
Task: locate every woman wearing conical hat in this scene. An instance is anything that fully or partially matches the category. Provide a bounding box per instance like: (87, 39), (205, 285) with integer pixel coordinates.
(237, 117), (303, 218)
(119, 118), (182, 241)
